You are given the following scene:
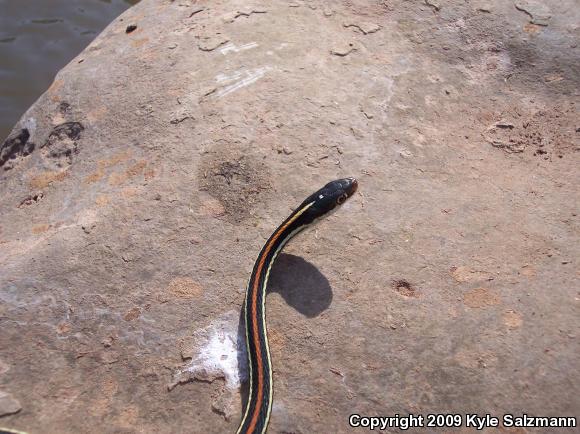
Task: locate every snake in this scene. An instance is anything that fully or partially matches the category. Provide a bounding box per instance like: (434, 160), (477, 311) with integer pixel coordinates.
(0, 179), (357, 434)
(237, 177), (358, 434)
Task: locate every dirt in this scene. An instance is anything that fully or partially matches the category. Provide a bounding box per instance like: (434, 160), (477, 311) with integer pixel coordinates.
(0, 0), (578, 433)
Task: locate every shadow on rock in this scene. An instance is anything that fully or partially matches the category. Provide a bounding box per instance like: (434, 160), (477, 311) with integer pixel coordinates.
(236, 307), (249, 414)
(268, 253), (333, 318)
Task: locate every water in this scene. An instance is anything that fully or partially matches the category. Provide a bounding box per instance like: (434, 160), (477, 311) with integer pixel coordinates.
(0, 0), (140, 141)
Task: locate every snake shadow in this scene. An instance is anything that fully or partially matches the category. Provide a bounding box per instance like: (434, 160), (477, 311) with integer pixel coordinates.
(267, 253), (333, 317)
(235, 253), (333, 411)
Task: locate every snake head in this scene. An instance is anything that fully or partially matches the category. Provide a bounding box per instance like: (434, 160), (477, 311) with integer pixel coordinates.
(299, 177), (358, 223)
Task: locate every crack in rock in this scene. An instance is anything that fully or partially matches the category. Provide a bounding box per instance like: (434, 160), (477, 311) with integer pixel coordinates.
(343, 22), (381, 35)
(331, 43), (357, 57)
(0, 390), (21, 416)
(188, 7), (204, 18)
(425, 0), (441, 11)
(514, 0), (551, 26)
(224, 8), (267, 23)
(198, 36), (230, 52)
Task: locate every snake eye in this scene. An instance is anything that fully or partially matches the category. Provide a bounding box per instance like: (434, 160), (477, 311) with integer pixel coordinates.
(336, 193), (348, 205)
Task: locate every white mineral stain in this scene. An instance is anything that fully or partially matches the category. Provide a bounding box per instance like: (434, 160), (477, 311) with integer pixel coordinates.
(183, 310), (247, 389)
(215, 67), (271, 98)
(220, 42), (258, 55)
(216, 70), (244, 83)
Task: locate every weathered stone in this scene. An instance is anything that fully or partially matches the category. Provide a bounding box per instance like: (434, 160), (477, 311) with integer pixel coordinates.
(0, 1), (578, 433)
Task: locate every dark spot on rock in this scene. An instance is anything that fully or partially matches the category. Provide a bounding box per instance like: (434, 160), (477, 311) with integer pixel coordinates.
(392, 279), (418, 298)
(42, 122), (84, 166)
(59, 102), (71, 114)
(18, 192), (44, 208)
(0, 128), (35, 169)
(214, 161), (249, 185)
(199, 151), (271, 223)
(44, 122), (84, 145)
(126, 25), (137, 34)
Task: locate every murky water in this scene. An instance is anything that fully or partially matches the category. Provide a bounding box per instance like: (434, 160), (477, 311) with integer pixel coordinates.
(0, 0), (140, 141)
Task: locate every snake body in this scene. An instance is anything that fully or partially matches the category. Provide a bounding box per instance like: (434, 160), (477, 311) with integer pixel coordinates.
(237, 178), (358, 434)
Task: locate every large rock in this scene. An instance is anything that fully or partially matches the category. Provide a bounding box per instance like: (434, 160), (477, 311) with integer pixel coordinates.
(0, 0), (578, 432)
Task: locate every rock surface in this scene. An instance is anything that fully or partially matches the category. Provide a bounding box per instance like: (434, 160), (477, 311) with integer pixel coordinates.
(0, 391), (22, 417)
(0, 0), (578, 433)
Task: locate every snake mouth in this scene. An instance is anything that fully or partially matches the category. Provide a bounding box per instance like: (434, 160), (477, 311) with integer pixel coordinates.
(344, 177), (358, 197)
